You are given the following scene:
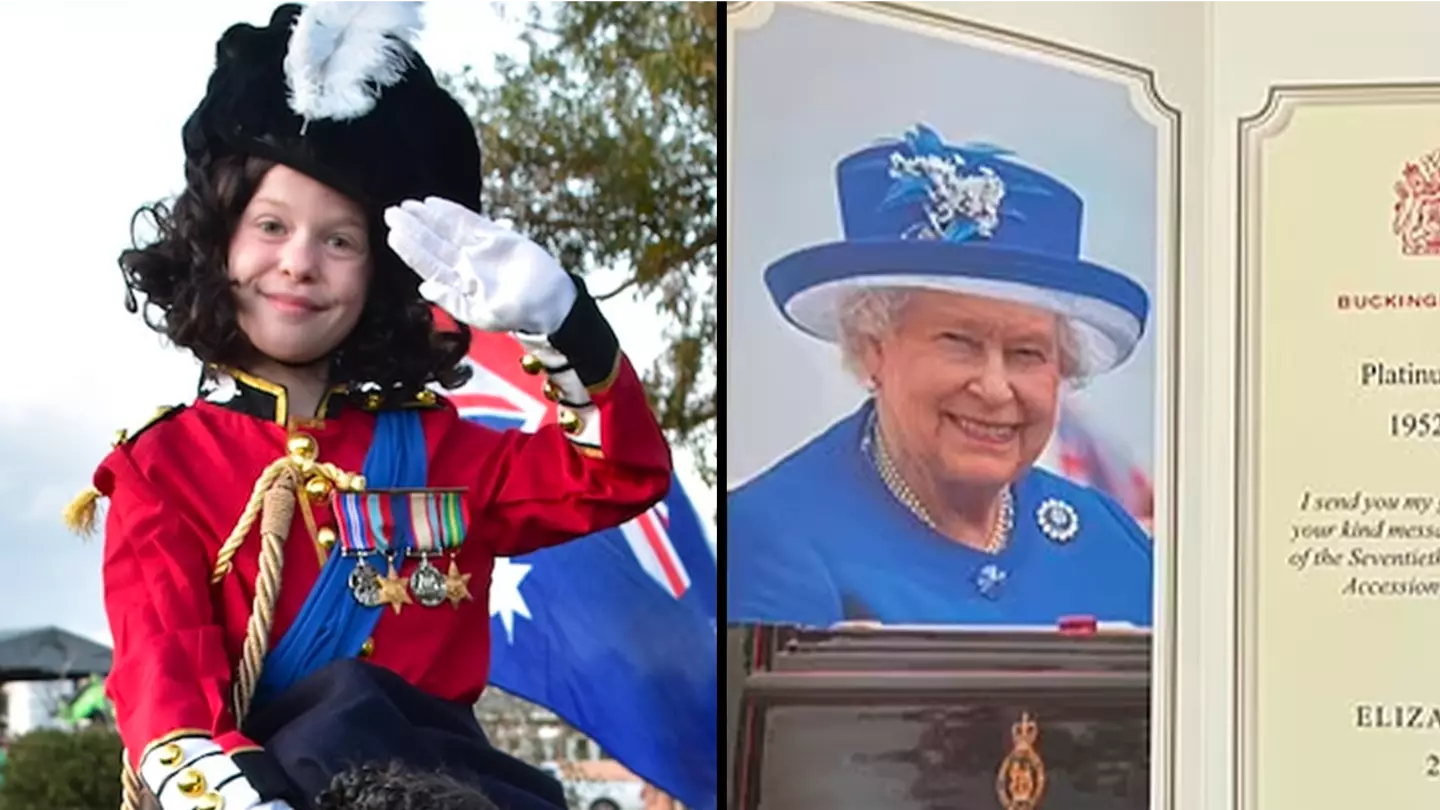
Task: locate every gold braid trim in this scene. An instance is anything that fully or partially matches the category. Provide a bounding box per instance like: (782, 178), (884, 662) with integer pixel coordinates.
(232, 468), (298, 722)
(120, 749), (140, 810)
(210, 458), (292, 585)
(115, 444), (364, 807)
(211, 458), (363, 583)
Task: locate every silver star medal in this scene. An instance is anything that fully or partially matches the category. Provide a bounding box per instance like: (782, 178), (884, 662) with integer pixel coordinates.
(974, 563), (1007, 600)
(1036, 498), (1080, 544)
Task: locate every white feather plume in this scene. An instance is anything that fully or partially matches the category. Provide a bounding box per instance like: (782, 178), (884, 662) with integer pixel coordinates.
(284, 1), (425, 123)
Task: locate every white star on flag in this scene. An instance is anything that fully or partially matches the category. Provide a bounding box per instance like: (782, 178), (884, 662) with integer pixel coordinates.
(489, 557), (533, 644)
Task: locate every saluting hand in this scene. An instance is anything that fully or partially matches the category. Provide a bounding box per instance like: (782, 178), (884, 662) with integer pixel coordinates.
(383, 196), (577, 335)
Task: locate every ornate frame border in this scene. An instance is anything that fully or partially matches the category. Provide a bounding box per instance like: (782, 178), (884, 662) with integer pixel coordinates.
(1233, 80), (1440, 810)
(726, 3), (1183, 808)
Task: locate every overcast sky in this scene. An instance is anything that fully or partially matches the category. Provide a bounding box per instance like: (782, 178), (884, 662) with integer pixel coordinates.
(0, 2), (715, 646)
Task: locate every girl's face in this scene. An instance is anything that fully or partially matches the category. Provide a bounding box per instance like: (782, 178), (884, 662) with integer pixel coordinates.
(228, 164), (372, 368)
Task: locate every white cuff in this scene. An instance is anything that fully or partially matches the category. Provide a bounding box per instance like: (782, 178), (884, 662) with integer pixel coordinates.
(511, 331), (612, 404)
(512, 332), (570, 372)
(559, 403), (602, 450)
(542, 368), (594, 408)
(140, 735), (220, 797)
(155, 752), (264, 810)
(513, 333), (605, 451)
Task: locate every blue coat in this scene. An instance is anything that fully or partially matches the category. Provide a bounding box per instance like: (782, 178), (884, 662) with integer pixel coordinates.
(726, 402), (1153, 628)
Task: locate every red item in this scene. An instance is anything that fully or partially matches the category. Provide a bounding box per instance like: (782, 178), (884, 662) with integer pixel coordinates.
(1058, 615), (1098, 635)
(94, 354), (671, 769)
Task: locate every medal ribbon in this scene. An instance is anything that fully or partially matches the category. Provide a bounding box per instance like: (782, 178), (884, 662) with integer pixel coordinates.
(407, 490), (467, 555)
(333, 490), (468, 556)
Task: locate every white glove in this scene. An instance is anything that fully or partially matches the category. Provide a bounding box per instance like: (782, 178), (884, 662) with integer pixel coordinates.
(383, 196), (578, 335)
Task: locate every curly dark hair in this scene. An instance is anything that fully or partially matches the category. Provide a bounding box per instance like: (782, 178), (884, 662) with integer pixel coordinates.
(312, 762), (500, 810)
(118, 154), (472, 394)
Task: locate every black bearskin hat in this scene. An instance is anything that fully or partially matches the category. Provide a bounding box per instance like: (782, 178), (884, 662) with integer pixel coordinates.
(182, 2), (481, 215)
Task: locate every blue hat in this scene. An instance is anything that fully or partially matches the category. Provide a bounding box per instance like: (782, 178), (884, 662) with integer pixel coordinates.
(764, 124), (1151, 375)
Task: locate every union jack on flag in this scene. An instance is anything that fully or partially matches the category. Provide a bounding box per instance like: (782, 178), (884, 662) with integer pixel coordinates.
(440, 317), (718, 810)
(447, 328), (708, 604)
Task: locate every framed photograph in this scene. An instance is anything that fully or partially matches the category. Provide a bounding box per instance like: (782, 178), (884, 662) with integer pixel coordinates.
(726, 3), (1180, 808)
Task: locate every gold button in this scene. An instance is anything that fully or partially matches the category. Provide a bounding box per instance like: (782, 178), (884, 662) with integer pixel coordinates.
(304, 476), (333, 501)
(365, 393), (384, 411)
(176, 768), (207, 797)
(286, 433), (318, 463)
(541, 380), (562, 402)
(156, 743), (183, 767)
(519, 354), (545, 375)
(556, 409), (583, 435)
(317, 527), (338, 551)
(194, 792), (225, 810)
(359, 638), (375, 657)
(415, 389), (437, 406)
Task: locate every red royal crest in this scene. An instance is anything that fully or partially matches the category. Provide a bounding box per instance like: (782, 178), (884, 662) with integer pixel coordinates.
(1393, 150), (1440, 255)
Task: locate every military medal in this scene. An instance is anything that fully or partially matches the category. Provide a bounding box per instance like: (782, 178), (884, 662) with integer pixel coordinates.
(376, 554), (413, 615)
(334, 488), (471, 611)
(347, 557), (383, 608)
(1036, 498), (1079, 544)
(335, 490), (398, 609)
(408, 556), (447, 607)
(444, 558), (473, 609)
(404, 489), (469, 609)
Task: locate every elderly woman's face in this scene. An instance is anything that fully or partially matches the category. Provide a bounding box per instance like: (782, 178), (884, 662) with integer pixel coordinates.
(862, 290), (1063, 488)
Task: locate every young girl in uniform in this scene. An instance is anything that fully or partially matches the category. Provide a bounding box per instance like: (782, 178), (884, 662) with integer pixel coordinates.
(66, 4), (671, 809)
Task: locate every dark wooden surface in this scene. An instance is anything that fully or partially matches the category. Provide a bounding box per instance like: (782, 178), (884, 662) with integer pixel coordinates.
(728, 625), (1152, 810)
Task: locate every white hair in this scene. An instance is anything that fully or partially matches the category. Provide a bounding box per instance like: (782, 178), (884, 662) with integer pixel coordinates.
(834, 286), (1089, 388)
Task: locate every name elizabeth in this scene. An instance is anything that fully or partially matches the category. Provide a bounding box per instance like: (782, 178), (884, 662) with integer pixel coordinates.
(1355, 704), (1440, 730)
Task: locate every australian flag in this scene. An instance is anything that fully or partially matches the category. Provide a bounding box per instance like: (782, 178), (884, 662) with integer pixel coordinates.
(446, 322), (718, 810)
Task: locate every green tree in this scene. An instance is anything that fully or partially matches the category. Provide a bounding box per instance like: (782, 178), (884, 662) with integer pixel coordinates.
(448, 2), (719, 486)
(0, 728), (122, 810)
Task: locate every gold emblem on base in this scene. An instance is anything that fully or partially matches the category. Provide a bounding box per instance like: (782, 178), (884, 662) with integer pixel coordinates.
(996, 712), (1046, 810)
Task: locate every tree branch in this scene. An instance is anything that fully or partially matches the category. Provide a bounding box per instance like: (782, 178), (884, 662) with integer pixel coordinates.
(648, 224), (719, 279)
(596, 277), (638, 301)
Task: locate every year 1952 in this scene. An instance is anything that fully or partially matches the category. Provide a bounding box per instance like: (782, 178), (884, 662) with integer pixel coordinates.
(1390, 413), (1440, 439)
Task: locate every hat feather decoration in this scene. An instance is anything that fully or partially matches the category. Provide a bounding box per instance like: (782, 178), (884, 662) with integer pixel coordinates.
(283, 1), (424, 124)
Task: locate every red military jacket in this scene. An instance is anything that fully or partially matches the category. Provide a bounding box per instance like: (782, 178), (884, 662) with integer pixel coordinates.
(92, 300), (672, 773)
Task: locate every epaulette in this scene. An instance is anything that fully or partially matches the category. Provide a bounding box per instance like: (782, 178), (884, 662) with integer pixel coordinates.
(112, 403), (187, 449)
(62, 404), (187, 538)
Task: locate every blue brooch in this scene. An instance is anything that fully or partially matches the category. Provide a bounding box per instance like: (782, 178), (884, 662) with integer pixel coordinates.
(1036, 498), (1080, 544)
(974, 563), (1008, 600)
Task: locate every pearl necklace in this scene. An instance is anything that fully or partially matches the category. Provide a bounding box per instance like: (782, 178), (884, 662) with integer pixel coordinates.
(864, 413), (1014, 554)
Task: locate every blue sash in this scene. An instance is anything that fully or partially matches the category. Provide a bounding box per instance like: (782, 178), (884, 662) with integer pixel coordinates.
(251, 409), (429, 709)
